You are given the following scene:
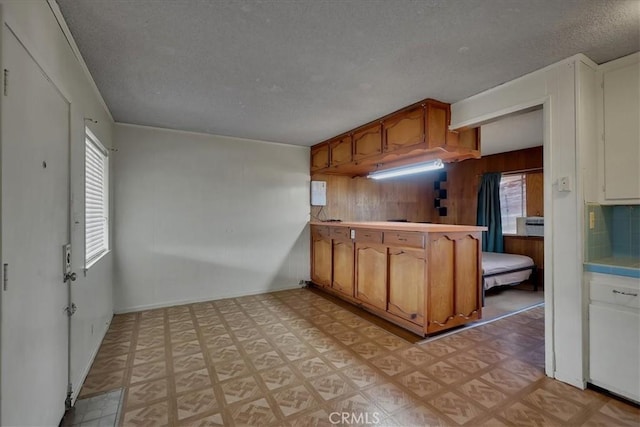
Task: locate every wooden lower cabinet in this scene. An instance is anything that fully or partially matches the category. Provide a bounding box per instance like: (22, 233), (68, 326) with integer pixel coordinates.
(387, 248), (425, 325)
(311, 227), (332, 287)
(310, 224), (483, 336)
(427, 233), (482, 334)
(355, 243), (387, 310)
(332, 239), (354, 296)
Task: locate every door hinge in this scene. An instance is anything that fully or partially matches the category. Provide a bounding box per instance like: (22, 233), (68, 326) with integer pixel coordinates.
(3, 264), (7, 291)
(64, 303), (77, 317)
(3, 69), (8, 96)
(65, 383), (73, 410)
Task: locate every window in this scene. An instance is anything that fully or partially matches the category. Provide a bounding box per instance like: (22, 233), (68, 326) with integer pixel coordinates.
(85, 128), (109, 267)
(499, 173), (526, 234)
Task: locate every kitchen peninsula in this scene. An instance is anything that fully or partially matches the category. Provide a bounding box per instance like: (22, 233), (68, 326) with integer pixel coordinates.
(310, 221), (486, 336)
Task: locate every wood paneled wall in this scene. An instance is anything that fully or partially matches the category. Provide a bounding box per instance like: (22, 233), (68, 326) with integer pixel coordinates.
(310, 146), (543, 225)
(430, 146), (543, 225)
(309, 174), (431, 222)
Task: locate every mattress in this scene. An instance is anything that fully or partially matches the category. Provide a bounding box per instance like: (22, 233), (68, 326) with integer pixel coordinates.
(482, 251), (534, 290)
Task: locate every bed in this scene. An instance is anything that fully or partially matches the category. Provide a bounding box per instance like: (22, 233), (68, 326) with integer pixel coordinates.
(482, 251), (537, 292)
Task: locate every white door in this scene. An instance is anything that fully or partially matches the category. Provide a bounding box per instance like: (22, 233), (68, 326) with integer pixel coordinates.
(1, 24), (70, 426)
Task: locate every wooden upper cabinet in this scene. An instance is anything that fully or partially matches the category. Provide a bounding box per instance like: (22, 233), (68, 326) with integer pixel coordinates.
(383, 106), (425, 153)
(447, 127), (480, 151)
(310, 143), (329, 172)
(526, 172), (544, 216)
(329, 135), (353, 167)
(425, 102), (449, 149)
(353, 123), (382, 161)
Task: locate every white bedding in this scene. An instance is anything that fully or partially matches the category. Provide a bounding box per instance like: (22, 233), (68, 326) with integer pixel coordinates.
(482, 251), (534, 290)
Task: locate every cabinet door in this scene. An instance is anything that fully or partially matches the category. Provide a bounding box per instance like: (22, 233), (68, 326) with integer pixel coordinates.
(589, 304), (640, 402)
(311, 232), (332, 287)
(428, 234), (481, 333)
(355, 243), (387, 310)
(425, 102), (448, 149)
(526, 172), (544, 217)
(388, 248), (425, 325)
(332, 240), (354, 297)
(353, 123), (382, 161)
(603, 60), (640, 200)
(311, 143), (330, 172)
(330, 135), (353, 167)
(383, 106), (425, 152)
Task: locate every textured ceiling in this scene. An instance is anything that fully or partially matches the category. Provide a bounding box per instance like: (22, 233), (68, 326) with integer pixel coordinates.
(56, 0), (639, 147)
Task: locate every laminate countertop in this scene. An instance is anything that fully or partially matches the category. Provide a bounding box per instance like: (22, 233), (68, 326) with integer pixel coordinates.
(310, 221), (487, 233)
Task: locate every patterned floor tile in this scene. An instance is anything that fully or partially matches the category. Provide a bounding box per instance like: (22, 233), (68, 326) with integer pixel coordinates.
(522, 387), (582, 422)
(133, 346), (167, 366)
(481, 367), (533, 394)
(341, 363), (383, 388)
(130, 360), (166, 384)
(445, 353), (490, 374)
(90, 353), (129, 374)
(363, 382), (413, 414)
(392, 404), (451, 427)
(173, 352), (206, 374)
(497, 401), (559, 426)
(214, 359), (251, 382)
(308, 373), (354, 401)
(126, 378), (168, 408)
(321, 349), (359, 369)
(423, 361), (470, 385)
(428, 391), (485, 425)
(370, 355), (411, 377)
(220, 375), (263, 404)
(349, 341), (387, 360)
(397, 369), (443, 398)
(273, 384), (319, 417)
(79, 369), (125, 397)
(176, 388), (218, 420)
(259, 365), (300, 390)
(77, 289), (639, 427)
(458, 378), (508, 408)
(294, 357), (333, 379)
(241, 337), (273, 355)
(123, 400), (169, 426)
(396, 346), (435, 366)
(172, 340), (203, 358)
(175, 367), (212, 395)
(249, 350), (286, 371)
(228, 397), (278, 426)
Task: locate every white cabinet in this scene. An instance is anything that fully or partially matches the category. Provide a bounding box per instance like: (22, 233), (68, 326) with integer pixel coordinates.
(587, 272), (640, 402)
(598, 53), (640, 204)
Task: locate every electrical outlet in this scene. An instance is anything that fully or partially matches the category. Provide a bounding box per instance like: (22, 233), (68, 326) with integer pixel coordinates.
(589, 212), (595, 229)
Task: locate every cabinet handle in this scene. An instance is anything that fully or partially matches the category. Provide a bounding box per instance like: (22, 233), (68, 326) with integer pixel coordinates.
(398, 238), (407, 241)
(612, 289), (638, 297)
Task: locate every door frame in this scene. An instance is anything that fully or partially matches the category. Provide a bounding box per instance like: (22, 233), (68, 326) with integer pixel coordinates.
(0, 7), (75, 422)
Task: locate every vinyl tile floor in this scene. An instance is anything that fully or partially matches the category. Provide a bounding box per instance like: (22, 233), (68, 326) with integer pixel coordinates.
(77, 287), (640, 426)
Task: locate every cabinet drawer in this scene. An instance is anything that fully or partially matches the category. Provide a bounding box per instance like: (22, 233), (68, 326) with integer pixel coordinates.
(330, 227), (351, 240)
(311, 226), (330, 239)
(353, 229), (383, 244)
(590, 275), (640, 309)
(384, 231), (425, 248)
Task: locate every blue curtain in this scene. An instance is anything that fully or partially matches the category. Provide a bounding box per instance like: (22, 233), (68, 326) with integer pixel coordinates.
(477, 172), (504, 252)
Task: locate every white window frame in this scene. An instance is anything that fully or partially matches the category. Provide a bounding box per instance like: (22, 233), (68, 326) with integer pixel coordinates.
(85, 127), (109, 269)
(499, 173), (526, 235)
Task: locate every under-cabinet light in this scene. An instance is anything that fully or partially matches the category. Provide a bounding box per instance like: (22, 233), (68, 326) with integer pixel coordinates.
(368, 159), (444, 180)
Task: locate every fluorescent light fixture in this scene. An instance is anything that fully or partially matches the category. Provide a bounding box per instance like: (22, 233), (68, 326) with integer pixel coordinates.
(368, 159), (444, 180)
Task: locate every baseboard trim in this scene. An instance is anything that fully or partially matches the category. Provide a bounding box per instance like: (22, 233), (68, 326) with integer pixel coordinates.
(114, 284), (305, 314)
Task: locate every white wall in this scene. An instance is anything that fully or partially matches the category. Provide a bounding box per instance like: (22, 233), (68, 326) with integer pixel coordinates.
(0, 0), (115, 405)
(113, 124), (310, 312)
(451, 54), (598, 389)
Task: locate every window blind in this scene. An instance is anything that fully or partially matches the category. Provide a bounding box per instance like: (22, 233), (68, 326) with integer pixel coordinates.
(85, 130), (109, 266)
(499, 173), (526, 234)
